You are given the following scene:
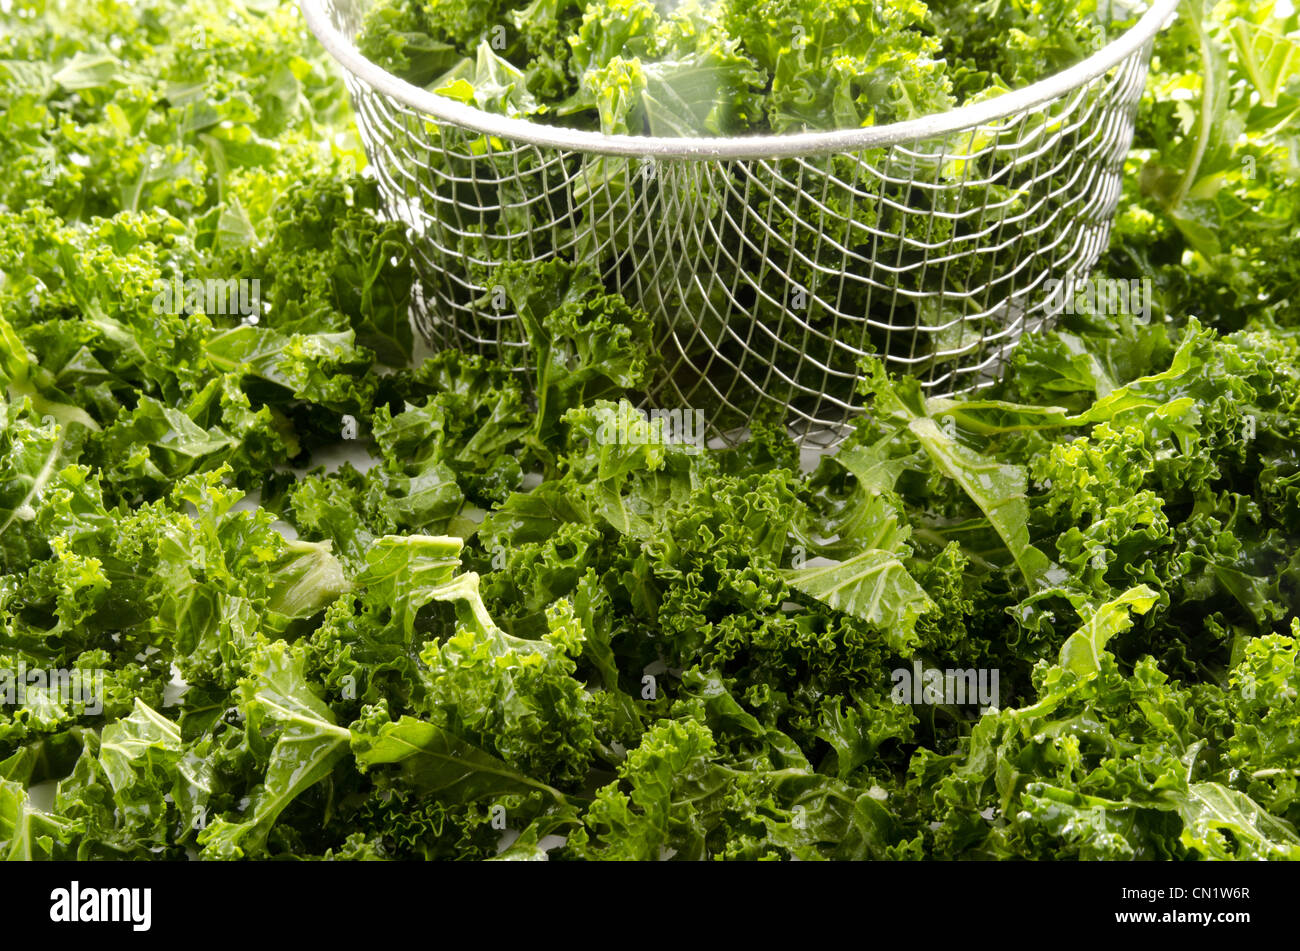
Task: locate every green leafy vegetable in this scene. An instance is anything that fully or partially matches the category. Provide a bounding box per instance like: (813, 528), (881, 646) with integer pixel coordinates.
(1, 0), (1298, 864)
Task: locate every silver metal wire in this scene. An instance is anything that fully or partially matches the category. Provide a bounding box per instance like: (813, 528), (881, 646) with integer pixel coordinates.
(303, 0), (1179, 445)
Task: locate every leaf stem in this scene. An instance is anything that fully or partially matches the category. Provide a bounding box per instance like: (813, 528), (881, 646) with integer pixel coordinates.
(1169, 12), (1215, 210)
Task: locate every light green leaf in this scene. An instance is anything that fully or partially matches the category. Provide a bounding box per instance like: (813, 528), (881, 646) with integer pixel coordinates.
(1176, 782), (1300, 859)
(197, 642), (351, 858)
(1058, 585), (1160, 676)
(784, 550), (935, 649)
(351, 715), (564, 804)
(0, 777), (73, 860)
(909, 416), (1056, 590)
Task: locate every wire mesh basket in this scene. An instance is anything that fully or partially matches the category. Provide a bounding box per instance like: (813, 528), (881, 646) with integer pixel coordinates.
(302, 0), (1180, 445)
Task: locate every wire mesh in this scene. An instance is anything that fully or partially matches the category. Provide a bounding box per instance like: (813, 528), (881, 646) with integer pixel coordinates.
(308, 0), (1173, 445)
